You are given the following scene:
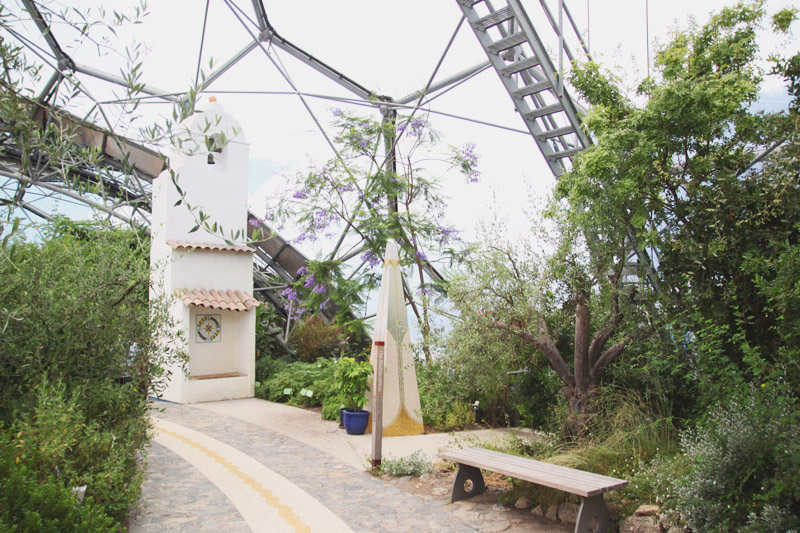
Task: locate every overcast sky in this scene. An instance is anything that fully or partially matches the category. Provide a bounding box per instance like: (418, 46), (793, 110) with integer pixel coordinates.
(9, 0), (799, 258)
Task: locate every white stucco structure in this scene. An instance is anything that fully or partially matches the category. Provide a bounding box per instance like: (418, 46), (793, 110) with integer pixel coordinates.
(150, 100), (258, 404)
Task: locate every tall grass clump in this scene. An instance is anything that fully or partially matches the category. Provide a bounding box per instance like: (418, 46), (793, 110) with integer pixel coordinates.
(497, 389), (679, 510)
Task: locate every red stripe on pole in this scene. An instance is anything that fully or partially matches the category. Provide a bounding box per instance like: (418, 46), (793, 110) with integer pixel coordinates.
(374, 341), (385, 346)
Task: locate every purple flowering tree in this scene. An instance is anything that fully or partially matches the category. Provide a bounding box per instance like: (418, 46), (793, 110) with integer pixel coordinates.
(267, 110), (480, 359)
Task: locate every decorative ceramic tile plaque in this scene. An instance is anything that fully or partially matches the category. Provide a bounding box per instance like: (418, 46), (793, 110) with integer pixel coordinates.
(196, 314), (221, 343)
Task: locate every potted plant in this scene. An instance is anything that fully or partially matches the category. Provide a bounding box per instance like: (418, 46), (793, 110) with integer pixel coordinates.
(334, 356), (373, 435)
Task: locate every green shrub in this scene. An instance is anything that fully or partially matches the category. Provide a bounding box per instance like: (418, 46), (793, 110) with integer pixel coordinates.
(255, 353), (289, 383)
(443, 402), (476, 431)
(373, 450), (433, 477)
(321, 395), (345, 421)
(0, 449), (116, 532)
(259, 359), (337, 407)
(672, 383), (800, 532)
(3, 375), (147, 526)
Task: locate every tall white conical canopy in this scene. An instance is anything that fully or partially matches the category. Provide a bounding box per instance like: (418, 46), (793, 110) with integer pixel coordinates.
(368, 240), (424, 436)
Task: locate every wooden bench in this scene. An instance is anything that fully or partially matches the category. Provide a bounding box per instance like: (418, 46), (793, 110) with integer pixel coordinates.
(439, 448), (627, 533)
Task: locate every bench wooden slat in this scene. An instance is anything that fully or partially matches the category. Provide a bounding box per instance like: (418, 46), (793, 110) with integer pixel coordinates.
(471, 452), (625, 495)
(440, 448), (627, 498)
(461, 449), (621, 489)
(459, 448), (623, 488)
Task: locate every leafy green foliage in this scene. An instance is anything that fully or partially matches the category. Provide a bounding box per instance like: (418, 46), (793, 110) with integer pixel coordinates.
(334, 356), (373, 411)
(0, 221), (183, 526)
(0, 220), (184, 414)
(0, 446), (116, 532)
(561, 1), (800, 413)
(2, 376), (147, 524)
(254, 304), (293, 363)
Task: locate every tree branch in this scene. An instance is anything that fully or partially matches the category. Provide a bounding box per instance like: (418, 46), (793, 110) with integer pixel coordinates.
(588, 280), (623, 367)
(591, 335), (631, 381)
(492, 318), (575, 387)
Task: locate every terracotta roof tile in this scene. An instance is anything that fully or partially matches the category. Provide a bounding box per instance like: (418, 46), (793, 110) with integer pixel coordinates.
(178, 288), (261, 312)
(167, 240), (254, 254)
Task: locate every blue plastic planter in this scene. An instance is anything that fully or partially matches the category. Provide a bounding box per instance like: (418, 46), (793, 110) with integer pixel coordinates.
(342, 409), (370, 435)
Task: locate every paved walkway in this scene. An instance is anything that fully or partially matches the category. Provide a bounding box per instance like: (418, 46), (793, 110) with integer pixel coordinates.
(129, 399), (570, 532)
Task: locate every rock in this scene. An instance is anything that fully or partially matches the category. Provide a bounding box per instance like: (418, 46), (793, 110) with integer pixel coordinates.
(514, 497), (531, 509)
(479, 520), (511, 532)
(531, 505), (544, 516)
(620, 515), (663, 533)
(491, 504), (510, 513)
(635, 504), (660, 516)
(558, 502), (579, 524)
(545, 505), (559, 521)
(419, 473), (431, 482)
(607, 500), (624, 519)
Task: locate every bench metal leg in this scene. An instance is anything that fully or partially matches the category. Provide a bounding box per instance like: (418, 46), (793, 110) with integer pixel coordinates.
(450, 463), (487, 502)
(575, 494), (610, 533)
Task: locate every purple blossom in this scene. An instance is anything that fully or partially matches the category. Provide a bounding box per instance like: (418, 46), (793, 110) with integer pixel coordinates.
(361, 250), (382, 268)
(312, 209), (337, 231)
(248, 217), (262, 227)
(303, 274), (316, 289)
(461, 141), (478, 165)
(331, 108), (342, 117)
(291, 307), (308, 320)
(438, 226), (459, 245)
(292, 189), (308, 199)
(457, 142), (481, 183)
(421, 287), (433, 296)
(408, 119), (426, 137)
(296, 266), (308, 276)
(293, 231), (314, 244)
(357, 138), (367, 148)
(281, 287), (299, 301)
(319, 300), (329, 310)
(312, 283), (327, 294)
(413, 249), (427, 262)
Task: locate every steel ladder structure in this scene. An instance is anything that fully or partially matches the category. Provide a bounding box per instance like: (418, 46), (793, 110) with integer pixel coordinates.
(455, 0), (590, 177)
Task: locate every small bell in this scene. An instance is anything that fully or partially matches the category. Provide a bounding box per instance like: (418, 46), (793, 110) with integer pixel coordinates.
(207, 152), (215, 165)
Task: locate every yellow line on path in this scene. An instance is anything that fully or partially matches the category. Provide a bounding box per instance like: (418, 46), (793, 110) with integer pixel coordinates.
(155, 424), (310, 533)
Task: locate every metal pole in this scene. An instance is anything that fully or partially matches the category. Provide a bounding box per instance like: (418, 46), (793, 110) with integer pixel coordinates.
(558, 0), (564, 97)
(371, 340), (385, 468)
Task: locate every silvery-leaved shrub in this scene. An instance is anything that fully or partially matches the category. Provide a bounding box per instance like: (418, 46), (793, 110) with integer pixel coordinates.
(673, 383), (799, 532)
(373, 451), (433, 477)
